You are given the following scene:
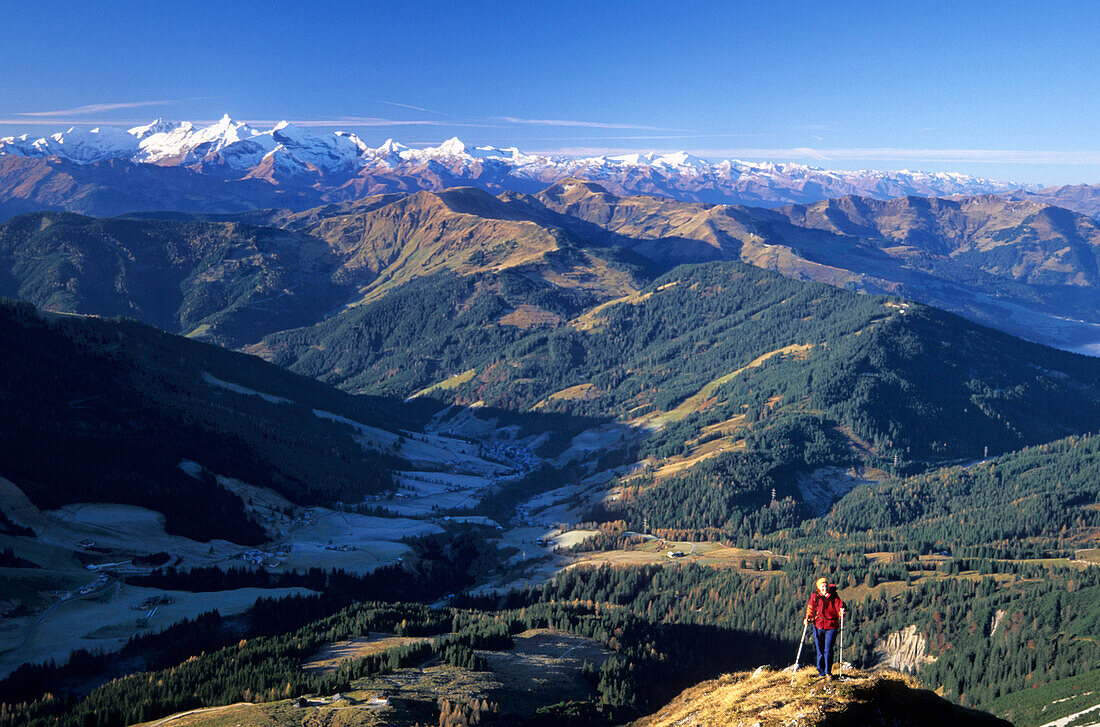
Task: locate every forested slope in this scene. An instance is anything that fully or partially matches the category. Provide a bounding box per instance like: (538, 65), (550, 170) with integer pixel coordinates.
(819, 433), (1100, 554)
(0, 300), (406, 543)
(0, 211), (347, 346)
(272, 260), (1100, 465)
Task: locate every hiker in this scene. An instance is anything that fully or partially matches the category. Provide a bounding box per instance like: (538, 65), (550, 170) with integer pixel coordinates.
(803, 576), (845, 680)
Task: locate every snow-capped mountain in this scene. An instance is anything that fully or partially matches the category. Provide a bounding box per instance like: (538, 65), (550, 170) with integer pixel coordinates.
(115, 115), (369, 179)
(1, 125), (140, 164)
(0, 115), (1031, 216)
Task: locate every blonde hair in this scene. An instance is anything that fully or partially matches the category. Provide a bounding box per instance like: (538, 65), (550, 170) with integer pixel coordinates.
(815, 577), (828, 589)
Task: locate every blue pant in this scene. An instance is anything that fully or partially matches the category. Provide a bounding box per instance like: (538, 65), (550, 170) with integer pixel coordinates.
(814, 626), (837, 676)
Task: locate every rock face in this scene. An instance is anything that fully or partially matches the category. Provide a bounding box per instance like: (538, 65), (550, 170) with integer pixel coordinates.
(989, 610), (1007, 640)
(630, 667), (1009, 727)
(873, 625), (937, 673)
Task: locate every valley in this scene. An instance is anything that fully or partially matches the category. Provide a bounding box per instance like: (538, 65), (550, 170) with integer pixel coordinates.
(0, 370), (780, 684)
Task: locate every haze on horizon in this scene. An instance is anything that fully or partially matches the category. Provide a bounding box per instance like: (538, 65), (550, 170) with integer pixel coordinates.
(2, 0), (1098, 186)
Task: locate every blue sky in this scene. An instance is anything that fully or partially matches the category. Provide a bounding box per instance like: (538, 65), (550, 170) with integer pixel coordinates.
(2, 1), (1099, 184)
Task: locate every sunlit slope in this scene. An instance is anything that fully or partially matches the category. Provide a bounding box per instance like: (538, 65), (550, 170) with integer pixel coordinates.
(0, 187), (650, 349)
(523, 180), (1100, 348)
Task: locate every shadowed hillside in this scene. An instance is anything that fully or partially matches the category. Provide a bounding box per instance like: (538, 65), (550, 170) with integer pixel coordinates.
(0, 211), (348, 346)
(0, 299), (406, 542)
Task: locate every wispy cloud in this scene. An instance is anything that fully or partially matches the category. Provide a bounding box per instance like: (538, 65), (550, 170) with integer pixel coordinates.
(247, 117), (447, 127)
(671, 147), (1100, 166)
(374, 100), (444, 115)
(262, 117), (502, 129)
(526, 145), (1100, 166)
(0, 118), (155, 126)
(0, 116), (502, 129)
(516, 133), (773, 142)
(4, 104), (690, 134)
(15, 100), (191, 117)
(525, 146), (673, 157)
(492, 116), (689, 131)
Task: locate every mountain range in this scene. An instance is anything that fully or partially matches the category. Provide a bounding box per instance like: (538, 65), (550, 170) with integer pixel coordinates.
(5, 178), (1097, 353)
(4, 185), (1100, 471)
(0, 116), (1032, 219)
(525, 181), (1100, 352)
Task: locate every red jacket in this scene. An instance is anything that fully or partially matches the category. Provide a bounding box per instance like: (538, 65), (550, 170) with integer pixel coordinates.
(806, 588), (845, 630)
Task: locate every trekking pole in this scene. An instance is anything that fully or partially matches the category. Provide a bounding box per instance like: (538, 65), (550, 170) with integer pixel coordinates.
(839, 612), (844, 680)
(791, 621), (808, 686)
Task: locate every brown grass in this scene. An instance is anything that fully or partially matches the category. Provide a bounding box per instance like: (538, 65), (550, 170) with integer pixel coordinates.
(864, 552), (903, 564)
(571, 290), (656, 331)
(1075, 548), (1100, 564)
(533, 383), (597, 408)
(407, 368), (476, 399)
(653, 344), (814, 425)
(477, 629), (611, 715)
(301, 633), (438, 673)
(498, 305), (562, 329)
(651, 438), (748, 480)
(568, 540), (784, 572)
(630, 667), (1008, 727)
(134, 630), (612, 725)
(700, 414), (749, 437)
(840, 570), (1022, 603)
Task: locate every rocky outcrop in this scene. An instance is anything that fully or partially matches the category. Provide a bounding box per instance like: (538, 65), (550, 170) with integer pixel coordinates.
(990, 609), (1007, 639)
(630, 667), (1009, 727)
(873, 625), (936, 673)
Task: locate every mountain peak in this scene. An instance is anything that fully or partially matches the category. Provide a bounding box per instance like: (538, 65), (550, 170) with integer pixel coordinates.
(128, 118), (180, 139)
(655, 150), (708, 168)
(436, 137), (467, 156)
(378, 138), (406, 154)
(269, 121), (316, 145)
(539, 177), (613, 199)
